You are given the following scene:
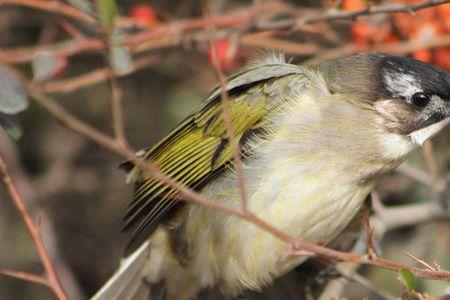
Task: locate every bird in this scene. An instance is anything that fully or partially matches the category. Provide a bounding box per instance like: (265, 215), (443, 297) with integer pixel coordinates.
(92, 52), (450, 300)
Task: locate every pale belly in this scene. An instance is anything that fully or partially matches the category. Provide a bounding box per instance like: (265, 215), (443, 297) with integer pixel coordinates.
(176, 166), (375, 295)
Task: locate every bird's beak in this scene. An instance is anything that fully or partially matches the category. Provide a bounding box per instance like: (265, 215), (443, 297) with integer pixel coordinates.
(409, 106), (450, 146)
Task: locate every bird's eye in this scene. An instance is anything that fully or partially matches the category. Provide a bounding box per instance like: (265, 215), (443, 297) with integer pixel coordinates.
(411, 92), (430, 107)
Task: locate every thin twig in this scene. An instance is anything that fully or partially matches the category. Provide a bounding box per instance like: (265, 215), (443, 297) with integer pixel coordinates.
(42, 56), (158, 94)
(99, 27), (128, 147)
(0, 0), (97, 24)
(405, 252), (438, 272)
(397, 163), (433, 187)
(2, 1), (450, 66)
(364, 209), (377, 259)
(2, 269), (49, 286)
(0, 150), (68, 300)
(304, 34), (450, 65)
(0, 38), (102, 64)
(205, 9), (249, 212)
(109, 77), (127, 146)
(422, 141), (440, 179)
(302, 0), (450, 25)
(371, 200), (448, 238)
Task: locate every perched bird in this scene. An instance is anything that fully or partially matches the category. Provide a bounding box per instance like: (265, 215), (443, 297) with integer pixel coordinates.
(93, 52), (450, 300)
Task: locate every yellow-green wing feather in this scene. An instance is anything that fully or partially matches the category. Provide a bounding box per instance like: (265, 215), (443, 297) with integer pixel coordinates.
(122, 63), (310, 251)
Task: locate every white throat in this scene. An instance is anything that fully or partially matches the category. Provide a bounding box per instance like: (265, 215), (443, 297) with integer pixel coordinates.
(409, 118), (450, 146)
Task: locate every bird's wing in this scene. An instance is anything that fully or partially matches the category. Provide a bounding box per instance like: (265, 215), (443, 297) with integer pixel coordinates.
(122, 63), (310, 252)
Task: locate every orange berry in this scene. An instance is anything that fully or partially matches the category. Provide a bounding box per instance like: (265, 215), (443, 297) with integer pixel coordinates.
(434, 47), (450, 70)
(392, 13), (417, 37)
(351, 23), (373, 46)
(436, 3), (450, 32)
(412, 49), (432, 63)
(129, 4), (159, 27)
(208, 38), (238, 72)
(342, 0), (366, 11)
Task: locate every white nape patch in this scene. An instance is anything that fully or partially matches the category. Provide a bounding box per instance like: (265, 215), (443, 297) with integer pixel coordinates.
(409, 118), (450, 146)
(383, 72), (421, 98)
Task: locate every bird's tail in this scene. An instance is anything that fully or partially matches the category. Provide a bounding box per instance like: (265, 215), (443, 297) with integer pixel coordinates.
(91, 228), (202, 300)
(91, 241), (155, 300)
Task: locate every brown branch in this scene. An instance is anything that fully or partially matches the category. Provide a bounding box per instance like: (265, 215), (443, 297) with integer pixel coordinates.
(371, 198), (449, 238)
(0, 149), (68, 300)
(397, 162), (434, 187)
(205, 10), (249, 212)
(2, 269), (49, 286)
(2, 0), (449, 66)
(109, 77), (127, 146)
(364, 209), (377, 259)
(301, 0), (450, 25)
(304, 34), (450, 65)
(4, 0), (449, 37)
(422, 141), (440, 179)
(405, 252), (439, 272)
(42, 56), (158, 94)
(0, 38), (102, 64)
(0, 0), (97, 24)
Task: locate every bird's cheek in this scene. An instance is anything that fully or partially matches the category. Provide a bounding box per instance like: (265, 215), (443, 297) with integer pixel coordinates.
(374, 99), (419, 134)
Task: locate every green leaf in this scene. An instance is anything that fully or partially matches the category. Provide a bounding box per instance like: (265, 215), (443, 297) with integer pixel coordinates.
(0, 66), (29, 114)
(96, 0), (117, 29)
(399, 268), (416, 294)
(0, 113), (23, 140)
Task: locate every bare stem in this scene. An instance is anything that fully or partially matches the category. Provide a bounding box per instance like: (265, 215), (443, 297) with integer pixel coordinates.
(0, 0), (97, 24)
(42, 56), (158, 94)
(302, 0), (450, 25)
(2, 269), (49, 286)
(0, 150), (68, 300)
(205, 9), (249, 212)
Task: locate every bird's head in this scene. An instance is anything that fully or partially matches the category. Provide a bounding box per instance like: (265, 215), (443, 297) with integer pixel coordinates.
(319, 52), (450, 146)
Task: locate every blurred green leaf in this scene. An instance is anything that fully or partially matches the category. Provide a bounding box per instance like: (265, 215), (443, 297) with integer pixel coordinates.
(96, 0), (117, 29)
(109, 44), (132, 75)
(0, 113), (22, 140)
(399, 268), (416, 294)
(0, 66), (29, 114)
